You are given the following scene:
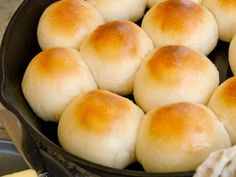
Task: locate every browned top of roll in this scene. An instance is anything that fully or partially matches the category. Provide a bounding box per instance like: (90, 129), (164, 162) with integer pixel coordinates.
(30, 47), (81, 80)
(148, 0), (204, 35)
(214, 77), (236, 106)
(84, 21), (140, 60)
(45, 0), (99, 37)
(73, 89), (132, 135)
(218, 0), (236, 10)
(148, 102), (214, 151)
(146, 45), (207, 85)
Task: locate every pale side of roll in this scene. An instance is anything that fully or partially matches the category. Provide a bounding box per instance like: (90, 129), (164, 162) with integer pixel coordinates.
(133, 45), (219, 113)
(229, 34), (236, 75)
(87, 0), (146, 22)
(37, 0), (104, 50)
(208, 76), (236, 144)
(136, 102), (231, 173)
(142, 0), (218, 55)
(203, 0), (236, 42)
(22, 47), (97, 122)
(58, 89), (144, 169)
(80, 20), (154, 96)
(147, 0), (203, 8)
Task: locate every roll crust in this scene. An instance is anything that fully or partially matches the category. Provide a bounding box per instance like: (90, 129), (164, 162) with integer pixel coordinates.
(22, 47), (97, 122)
(58, 89), (144, 168)
(37, 0), (104, 50)
(142, 0), (218, 55)
(136, 102), (231, 172)
(133, 45), (219, 112)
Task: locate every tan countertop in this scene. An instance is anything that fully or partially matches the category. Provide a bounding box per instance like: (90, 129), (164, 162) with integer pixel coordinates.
(0, 0), (23, 139)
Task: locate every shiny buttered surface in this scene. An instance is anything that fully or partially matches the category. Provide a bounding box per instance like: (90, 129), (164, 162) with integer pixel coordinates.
(20, 0), (236, 174)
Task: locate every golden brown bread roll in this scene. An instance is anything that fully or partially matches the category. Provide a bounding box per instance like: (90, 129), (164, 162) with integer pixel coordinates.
(80, 20), (154, 96)
(147, 0), (203, 8)
(37, 0), (104, 50)
(133, 45), (219, 112)
(87, 0), (146, 22)
(208, 76), (236, 144)
(136, 102), (231, 173)
(58, 89), (144, 168)
(203, 0), (236, 42)
(229, 34), (236, 75)
(22, 47), (97, 122)
(142, 0), (218, 55)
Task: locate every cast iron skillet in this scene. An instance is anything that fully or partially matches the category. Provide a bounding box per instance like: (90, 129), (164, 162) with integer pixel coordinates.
(0, 140), (72, 177)
(0, 0), (233, 176)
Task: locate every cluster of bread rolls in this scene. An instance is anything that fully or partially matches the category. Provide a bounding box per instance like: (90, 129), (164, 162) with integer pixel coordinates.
(21, 0), (236, 174)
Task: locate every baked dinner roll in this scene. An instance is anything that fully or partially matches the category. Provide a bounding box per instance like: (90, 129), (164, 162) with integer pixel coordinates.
(142, 0), (218, 55)
(136, 102), (231, 173)
(208, 77), (236, 144)
(37, 0), (104, 50)
(58, 89), (144, 168)
(147, 0), (203, 8)
(229, 34), (236, 75)
(133, 45), (219, 112)
(80, 20), (154, 95)
(22, 47), (97, 122)
(86, 0), (146, 22)
(203, 0), (236, 42)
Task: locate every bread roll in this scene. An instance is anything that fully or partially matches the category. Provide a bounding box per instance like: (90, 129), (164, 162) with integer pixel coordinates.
(87, 0), (146, 22)
(229, 34), (236, 75)
(80, 20), (154, 95)
(208, 76), (236, 144)
(58, 89), (144, 169)
(203, 0), (236, 42)
(133, 45), (219, 112)
(37, 0), (104, 50)
(147, 0), (203, 8)
(142, 0), (218, 55)
(22, 47), (97, 122)
(136, 102), (231, 173)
